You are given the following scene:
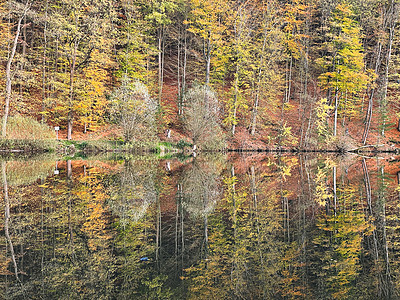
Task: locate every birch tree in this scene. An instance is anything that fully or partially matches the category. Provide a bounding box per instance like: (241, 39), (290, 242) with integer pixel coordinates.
(2, 0), (31, 138)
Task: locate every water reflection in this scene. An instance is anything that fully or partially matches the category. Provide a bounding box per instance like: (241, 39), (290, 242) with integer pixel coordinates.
(1, 154), (400, 299)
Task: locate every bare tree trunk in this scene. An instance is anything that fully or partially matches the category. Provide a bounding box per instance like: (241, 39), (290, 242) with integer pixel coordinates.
(333, 88), (339, 136)
(19, 14), (27, 97)
(42, 0), (48, 124)
(177, 35), (181, 114)
(181, 26), (187, 114)
(158, 26), (164, 105)
(363, 39), (383, 144)
(205, 35), (211, 85)
(250, 29), (268, 135)
(2, 1), (30, 138)
(285, 55), (293, 103)
(68, 42), (78, 140)
(232, 66), (239, 135)
(381, 2), (398, 137)
(250, 93), (259, 136)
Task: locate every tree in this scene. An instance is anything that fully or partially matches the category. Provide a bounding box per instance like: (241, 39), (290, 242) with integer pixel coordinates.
(224, 0), (253, 136)
(182, 84), (222, 148)
(111, 76), (158, 142)
(186, 0), (230, 85)
(48, 0), (115, 139)
(144, 0), (179, 103)
(316, 3), (371, 137)
(282, 0), (308, 104)
(78, 48), (113, 133)
(117, 0), (156, 82)
(2, 0), (31, 138)
(247, 0), (285, 136)
(0, 1), (9, 84)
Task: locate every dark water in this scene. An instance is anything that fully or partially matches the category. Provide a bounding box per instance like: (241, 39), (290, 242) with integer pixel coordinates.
(1, 153), (400, 299)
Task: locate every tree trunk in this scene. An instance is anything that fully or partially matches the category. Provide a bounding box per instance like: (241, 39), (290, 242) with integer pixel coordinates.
(158, 26), (164, 105)
(2, 2), (30, 138)
(68, 42), (78, 140)
(363, 38), (383, 144)
(205, 35), (211, 85)
(177, 34), (181, 114)
(251, 93), (259, 136)
(285, 55), (293, 103)
(232, 65), (239, 136)
(250, 28), (268, 136)
(333, 88), (339, 136)
(381, 2), (397, 137)
(41, 0), (49, 124)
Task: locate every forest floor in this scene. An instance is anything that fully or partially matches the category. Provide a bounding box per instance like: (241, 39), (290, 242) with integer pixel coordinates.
(51, 82), (400, 153)
(61, 112), (400, 154)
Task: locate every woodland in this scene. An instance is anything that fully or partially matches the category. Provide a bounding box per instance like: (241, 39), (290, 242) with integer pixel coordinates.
(1, 0), (400, 150)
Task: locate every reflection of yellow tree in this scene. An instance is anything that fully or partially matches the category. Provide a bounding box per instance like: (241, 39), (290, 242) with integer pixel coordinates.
(115, 205), (173, 299)
(314, 158), (336, 206)
(314, 184), (374, 299)
(75, 170), (113, 251)
(184, 163), (288, 299)
(278, 241), (306, 299)
(277, 156), (298, 182)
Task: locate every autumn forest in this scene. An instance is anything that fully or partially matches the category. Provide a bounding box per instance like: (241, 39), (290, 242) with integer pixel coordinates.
(0, 0), (399, 150)
(3, 1), (400, 299)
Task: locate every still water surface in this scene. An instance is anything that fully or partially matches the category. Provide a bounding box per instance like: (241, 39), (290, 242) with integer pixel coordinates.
(1, 153), (400, 299)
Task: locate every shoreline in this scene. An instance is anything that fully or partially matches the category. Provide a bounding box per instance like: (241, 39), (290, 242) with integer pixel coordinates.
(0, 139), (398, 156)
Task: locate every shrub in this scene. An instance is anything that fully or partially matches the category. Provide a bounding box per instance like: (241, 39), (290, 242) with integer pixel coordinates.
(4, 115), (55, 140)
(110, 76), (158, 143)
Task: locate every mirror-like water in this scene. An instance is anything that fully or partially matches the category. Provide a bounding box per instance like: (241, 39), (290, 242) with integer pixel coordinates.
(1, 153), (400, 299)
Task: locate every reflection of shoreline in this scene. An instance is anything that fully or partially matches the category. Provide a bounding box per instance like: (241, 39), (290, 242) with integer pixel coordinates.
(0, 160), (55, 186)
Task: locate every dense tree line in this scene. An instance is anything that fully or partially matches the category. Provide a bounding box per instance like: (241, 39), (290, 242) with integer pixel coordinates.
(0, 0), (399, 146)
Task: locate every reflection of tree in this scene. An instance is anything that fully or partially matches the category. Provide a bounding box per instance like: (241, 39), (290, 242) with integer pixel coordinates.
(2, 161), (21, 283)
(0, 162), (119, 299)
(108, 160), (158, 225)
(181, 159), (222, 218)
(184, 162), (288, 299)
(108, 159), (173, 298)
(4, 156), (400, 299)
(311, 174), (374, 299)
(114, 202), (173, 299)
(361, 161), (395, 299)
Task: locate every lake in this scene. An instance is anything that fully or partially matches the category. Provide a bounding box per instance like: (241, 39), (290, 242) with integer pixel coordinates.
(1, 153), (400, 299)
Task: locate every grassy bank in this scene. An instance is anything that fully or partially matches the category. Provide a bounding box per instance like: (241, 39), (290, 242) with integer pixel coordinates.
(59, 139), (191, 158)
(0, 139), (57, 153)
